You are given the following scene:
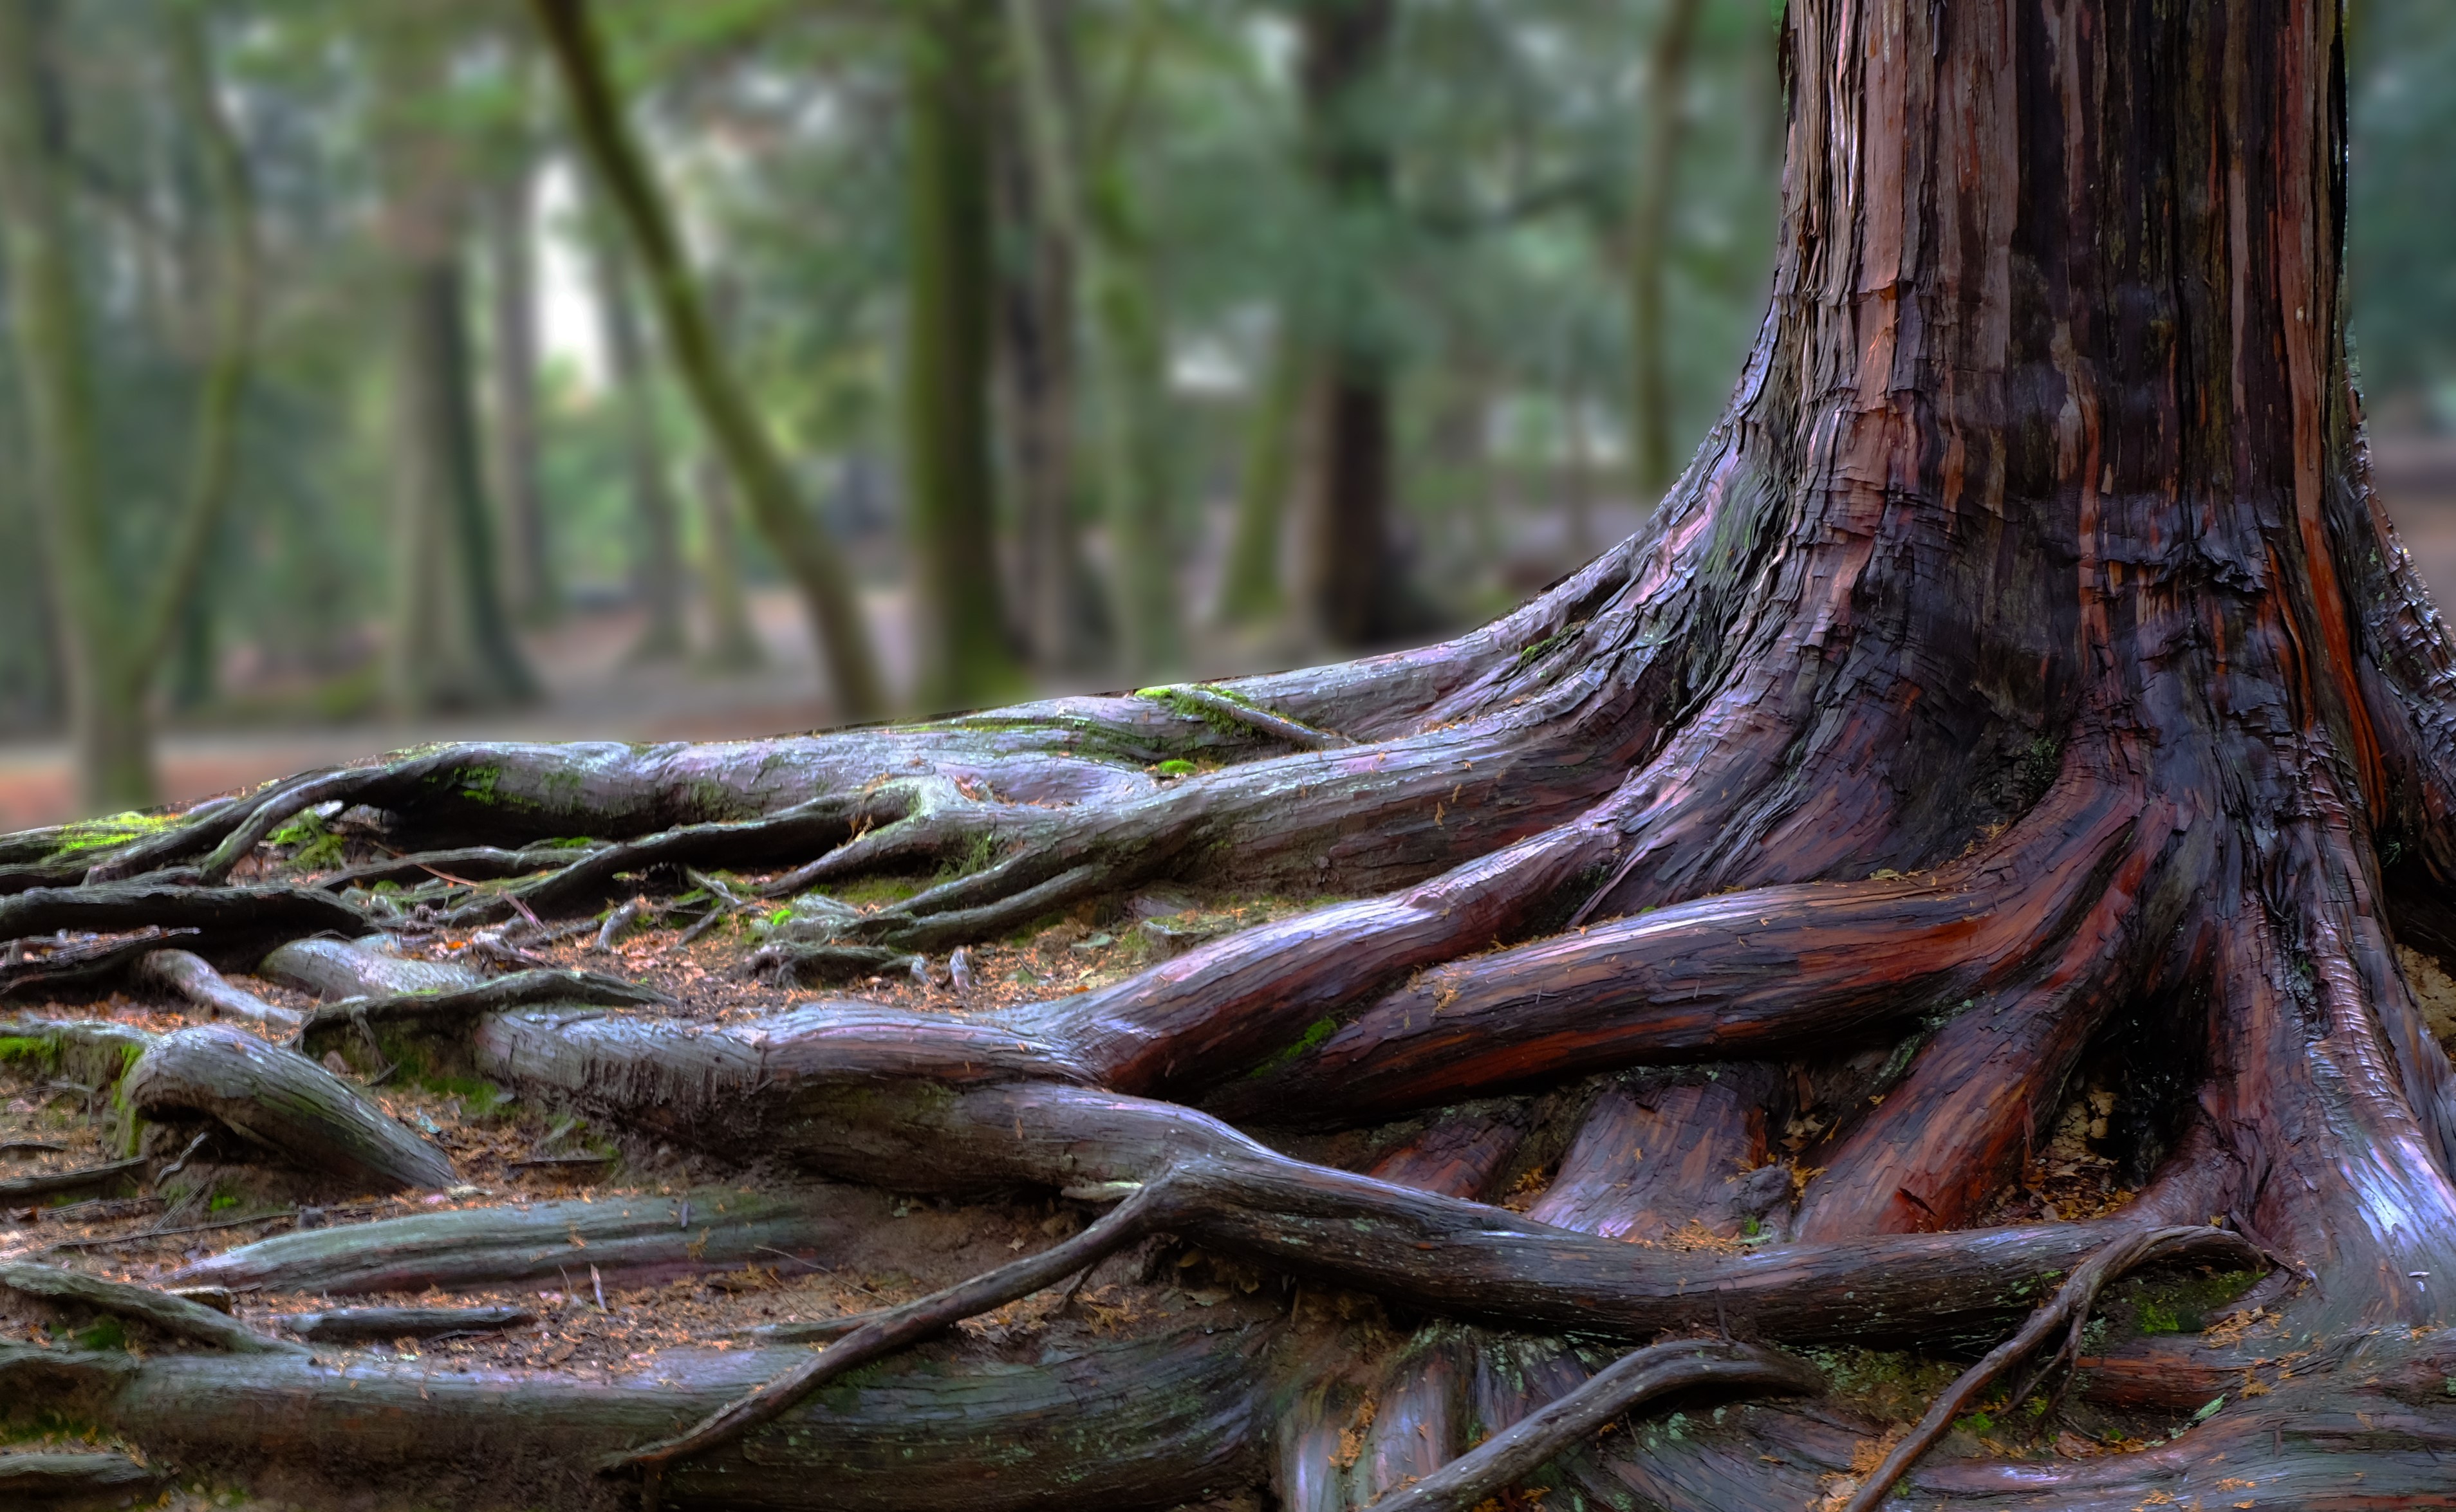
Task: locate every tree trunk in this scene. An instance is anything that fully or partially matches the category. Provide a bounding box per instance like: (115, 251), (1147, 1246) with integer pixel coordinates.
(1627, 0), (1703, 502)
(375, 15), (538, 716)
(1218, 326), (1305, 626)
(15, 3), (2456, 1508)
(0, 0), (154, 806)
(904, 0), (1023, 711)
(585, 198), (688, 662)
(1298, 0), (1400, 648)
(485, 151), (557, 627)
(995, 62), (1090, 671)
(0, 0), (255, 811)
(693, 450), (765, 671)
(1007, 0), (1184, 679)
(528, 0), (888, 721)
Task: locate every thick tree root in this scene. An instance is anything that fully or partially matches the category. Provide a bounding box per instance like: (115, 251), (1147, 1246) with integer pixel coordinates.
(0, 1311), (1279, 1512)
(123, 1026), (456, 1193)
(1, 928), (203, 1002)
(132, 949), (300, 1031)
(1834, 1226), (2236, 1512)
(1529, 1066), (1785, 1240)
(175, 1188), (879, 1295)
(0, 1159), (147, 1206)
(290, 968), (671, 1051)
(0, 885), (362, 966)
(1218, 787), (2143, 1124)
(472, 1011), (2265, 1347)
(278, 1304), (535, 1342)
(611, 1180), (1178, 1493)
(1359, 1340), (1820, 1512)
(0, 1450), (165, 1503)
(259, 936), (478, 999)
(0, 1261), (303, 1355)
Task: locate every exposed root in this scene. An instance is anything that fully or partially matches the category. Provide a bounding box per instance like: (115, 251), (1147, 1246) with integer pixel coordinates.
(0, 1450), (164, 1502)
(133, 948), (301, 1031)
(1359, 1340), (1820, 1512)
(609, 1179), (1180, 1493)
(123, 1025), (456, 1193)
(1, 1311), (1280, 1512)
(278, 1304), (534, 1343)
(0, 885), (362, 966)
(0, 1157), (145, 1205)
(1, 928), (203, 1001)
(290, 968), (671, 1050)
(1832, 1226), (2242, 1512)
(1220, 788), (2143, 1123)
(0, 1260), (304, 1355)
(175, 1188), (873, 1295)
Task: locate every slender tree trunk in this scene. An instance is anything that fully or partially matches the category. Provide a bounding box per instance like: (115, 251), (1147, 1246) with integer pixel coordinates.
(1628, 0), (1703, 502)
(528, 0), (887, 721)
(386, 256), (539, 712)
(0, 0), (255, 811)
(1007, 0), (1183, 679)
(485, 155), (555, 627)
(584, 201), (687, 662)
(1297, 0), (1400, 648)
(1218, 327), (1303, 626)
(904, 0), (1023, 711)
(995, 73), (1088, 672)
(693, 452), (765, 670)
(373, 10), (537, 716)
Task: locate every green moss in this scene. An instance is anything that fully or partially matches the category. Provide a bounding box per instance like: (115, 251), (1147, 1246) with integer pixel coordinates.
(0, 1036), (61, 1073)
(1155, 759), (1198, 778)
(815, 876), (926, 909)
(73, 1318), (126, 1352)
(1245, 1017), (1340, 1078)
(209, 1194), (238, 1213)
(456, 765), (502, 804)
(37, 811), (180, 862)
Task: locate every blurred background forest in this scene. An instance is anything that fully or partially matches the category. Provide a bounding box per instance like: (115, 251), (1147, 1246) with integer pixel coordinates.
(0, 0), (2450, 826)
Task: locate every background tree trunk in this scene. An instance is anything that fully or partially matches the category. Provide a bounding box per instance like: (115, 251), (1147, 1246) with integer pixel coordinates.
(0, 0), (152, 809)
(904, 0), (1023, 710)
(586, 198), (688, 663)
(1007, 0), (1182, 680)
(995, 88), (1091, 673)
(1627, 0), (1702, 502)
(1219, 326), (1304, 626)
(529, 0), (887, 720)
(1297, 0), (1400, 648)
(484, 147), (556, 627)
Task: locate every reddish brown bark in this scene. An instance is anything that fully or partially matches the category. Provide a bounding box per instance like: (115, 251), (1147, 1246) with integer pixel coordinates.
(6, 1), (2455, 1507)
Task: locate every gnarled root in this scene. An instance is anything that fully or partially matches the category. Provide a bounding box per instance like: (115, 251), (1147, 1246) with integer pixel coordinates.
(0, 1311), (1280, 1512)
(123, 1026), (456, 1194)
(176, 1186), (886, 1295)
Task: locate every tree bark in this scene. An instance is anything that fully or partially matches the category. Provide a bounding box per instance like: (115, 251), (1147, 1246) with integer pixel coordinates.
(12, 3), (2456, 1507)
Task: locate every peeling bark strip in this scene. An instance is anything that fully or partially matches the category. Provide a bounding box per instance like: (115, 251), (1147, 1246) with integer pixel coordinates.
(7, 0), (2456, 1506)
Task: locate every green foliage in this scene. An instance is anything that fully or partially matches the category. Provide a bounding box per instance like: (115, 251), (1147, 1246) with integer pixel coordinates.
(1155, 758), (1198, 777)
